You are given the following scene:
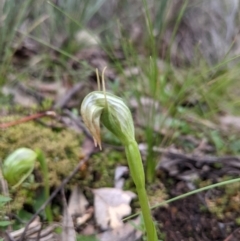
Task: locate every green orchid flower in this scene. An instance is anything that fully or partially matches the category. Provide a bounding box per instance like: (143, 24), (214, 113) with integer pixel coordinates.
(81, 68), (158, 241)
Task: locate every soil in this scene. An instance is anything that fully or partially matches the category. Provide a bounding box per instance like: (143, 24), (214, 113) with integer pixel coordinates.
(155, 176), (240, 241)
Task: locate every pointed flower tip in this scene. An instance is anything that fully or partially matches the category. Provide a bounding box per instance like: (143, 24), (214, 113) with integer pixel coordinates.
(93, 137), (102, 150)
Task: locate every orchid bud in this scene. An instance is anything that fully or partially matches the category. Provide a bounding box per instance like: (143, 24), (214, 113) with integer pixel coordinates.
(3, 148), (37, 188)
(81, 90), (135, 149)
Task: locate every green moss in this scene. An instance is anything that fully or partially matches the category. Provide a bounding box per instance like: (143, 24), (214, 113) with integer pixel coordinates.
(147, 182), (168, 208)
(196, 176), (240, 221)
(0, 116), (168, 219)
(0, 115), (83, 211)
(81, 149), (128, 189)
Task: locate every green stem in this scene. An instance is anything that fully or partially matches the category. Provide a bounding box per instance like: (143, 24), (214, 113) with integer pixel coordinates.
(36, 149), (53, 222)
(125, 141), (158, 241)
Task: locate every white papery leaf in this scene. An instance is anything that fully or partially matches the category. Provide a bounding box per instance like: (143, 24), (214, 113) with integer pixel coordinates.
(68, 185), (89, 217)
(114, 166), (128, 189)
(62, 206), (76, 241)
(93, 188), (136, 230)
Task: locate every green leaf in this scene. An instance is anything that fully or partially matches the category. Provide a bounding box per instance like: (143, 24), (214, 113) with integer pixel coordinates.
(0, 195), (11, 203)
(54, 227), (62, 234)
(0, 220), (12, 227)
(17, 209), (33, 222)
(210, 130), (224, 152)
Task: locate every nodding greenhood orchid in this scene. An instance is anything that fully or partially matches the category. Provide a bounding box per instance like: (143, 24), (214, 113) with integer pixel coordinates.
(81, 92), (135, 149)
(81, 68), (135, 149)
(3, 148), (37, 189)
(80, 68), (158, 241)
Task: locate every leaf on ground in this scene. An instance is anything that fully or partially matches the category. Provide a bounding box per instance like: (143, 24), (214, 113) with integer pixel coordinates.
(220, 115), (240, 131)
(114, 166), (128, 189)
(0, 220), (12, 227)
(9, 217), (41, 239)
(76, 207), (94, 227)
(75, 30), (100, 46)
(2, 85), (38, 107)
(9, 217), (57, 240)
(96, 217), (142, 241)
(62, 203), (76, 241)
(93, 188), (136, 230)
(68, 185), (89, 217)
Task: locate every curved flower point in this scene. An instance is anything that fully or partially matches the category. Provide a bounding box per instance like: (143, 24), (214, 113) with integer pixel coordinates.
(3, 148), (37, 188)
(81, 92), (104, 149)
(81, 69), (135, 149)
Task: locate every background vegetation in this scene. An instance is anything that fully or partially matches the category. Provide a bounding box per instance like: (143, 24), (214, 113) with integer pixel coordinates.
(1, 0), (240, 240)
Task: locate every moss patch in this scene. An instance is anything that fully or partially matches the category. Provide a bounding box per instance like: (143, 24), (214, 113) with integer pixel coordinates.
(0, 115), (83, 211)
(197, 176), (240, 222)
(82, 148), (128, 189)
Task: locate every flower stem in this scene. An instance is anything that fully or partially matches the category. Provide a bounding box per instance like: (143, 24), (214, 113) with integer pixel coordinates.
(125, 141), (158, 241)
(36, 149), (53, 222)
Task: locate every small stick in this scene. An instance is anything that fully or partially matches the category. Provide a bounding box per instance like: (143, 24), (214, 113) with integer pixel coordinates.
(53, 82), (84, 109)
(0, 111), (56, 129)
(36, 222), (43, 241)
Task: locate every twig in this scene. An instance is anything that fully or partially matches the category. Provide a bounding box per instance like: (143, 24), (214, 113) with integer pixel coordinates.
(9, 218), (41, 239)
(62, 109), (92, 139)
(61, 188), (68, 210)
(19, 152), (93, 241)
(36, 222), (43, 241)
(0, 111), (56, 129)
(16, 82), (45, 104)
(223, 227), (240, 241)
(8, 214), (26, 225)
(165, 152), (240, 164)
(53, 82), (85, 109)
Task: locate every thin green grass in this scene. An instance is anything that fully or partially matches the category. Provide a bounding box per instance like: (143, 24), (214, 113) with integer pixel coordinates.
(123, 177), (240, 221)
(0, 0), (32, 85)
